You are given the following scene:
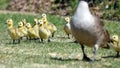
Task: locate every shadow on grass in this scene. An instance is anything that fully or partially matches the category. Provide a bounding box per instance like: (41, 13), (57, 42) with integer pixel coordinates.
(102, 55), (120, 58)
(69, 41), (79, 44)
(50, 57), (80, 61)
(49, 57), (101, 62)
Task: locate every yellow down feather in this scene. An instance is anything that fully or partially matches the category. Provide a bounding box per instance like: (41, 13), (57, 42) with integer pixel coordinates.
(32, 18), (40, 39)
(42, 13), (57, 37)
(6, 19), (22, 44)
(64, 17), (71, 39)
(38, 19), (51, 42)
(26, 23), (39, 40)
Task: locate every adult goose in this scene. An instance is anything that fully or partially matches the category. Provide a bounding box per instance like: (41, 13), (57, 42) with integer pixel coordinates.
(70, 1), (111, 62)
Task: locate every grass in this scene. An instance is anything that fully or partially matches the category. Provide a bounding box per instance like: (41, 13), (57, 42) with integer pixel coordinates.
(0, 0), (9, 10)
(0, 12), (120, 68)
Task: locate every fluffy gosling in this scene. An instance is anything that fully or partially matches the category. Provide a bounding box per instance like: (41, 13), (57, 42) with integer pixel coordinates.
(42, 13), (57, 37)
(18, 21), (28, 38)
(111, 35), (120, 57)
(6, 19), (22, 44)
(21, 19), (28, 39)
(64, 17), (71, 39)
(32, 18), (40, 40)
(26, 23), (39, 40)
(38, 19), (51, 42)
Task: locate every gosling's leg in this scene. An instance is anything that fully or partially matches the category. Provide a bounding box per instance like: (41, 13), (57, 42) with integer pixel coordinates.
(116, 52), (119, 58)
(41, 38), (43, 42)
(52, 32), (55, 37)
(48, 37), (51, 42)
(68, 34), (70, 39)
(13, 40), (15, 44)
(18, 39), (20, 44)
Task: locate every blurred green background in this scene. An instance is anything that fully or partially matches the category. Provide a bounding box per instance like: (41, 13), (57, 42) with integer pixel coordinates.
(0, 0), (120, 20)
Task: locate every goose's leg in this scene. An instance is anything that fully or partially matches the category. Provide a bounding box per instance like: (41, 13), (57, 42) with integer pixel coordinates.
(81, 44), (91, 61)
(92, 44), (99, 62)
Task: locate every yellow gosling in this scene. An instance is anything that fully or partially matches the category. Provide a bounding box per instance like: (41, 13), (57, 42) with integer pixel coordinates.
(111, 35), (120, 57)
(26, 23), (39, 40)
(64, 17), (71, 39)
(32, 18), (40, 39)
(42, 13), (57, 37)
(21, 19), (28, 39)
(6, 19), (22, 44)
(21, 19), (27, 26)
(38, 19), (51, 42)
(18, 21), (28, 38)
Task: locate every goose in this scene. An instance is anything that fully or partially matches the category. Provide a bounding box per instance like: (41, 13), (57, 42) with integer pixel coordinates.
(70, 1), (111, 62)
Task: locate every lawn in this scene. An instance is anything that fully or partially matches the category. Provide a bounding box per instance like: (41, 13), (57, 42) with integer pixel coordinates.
(0, 12), (120, 68)
(0, 0), (9, 10)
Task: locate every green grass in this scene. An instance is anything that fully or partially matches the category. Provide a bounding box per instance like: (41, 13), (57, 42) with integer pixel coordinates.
(0, 12), (120, 68)
(0, 0), (9, 10)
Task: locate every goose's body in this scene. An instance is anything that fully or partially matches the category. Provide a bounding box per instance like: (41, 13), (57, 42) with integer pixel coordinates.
(71, 1), (110, 62)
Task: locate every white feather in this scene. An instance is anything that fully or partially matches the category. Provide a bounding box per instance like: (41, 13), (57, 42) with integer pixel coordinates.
(73, 1), (95, 30)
